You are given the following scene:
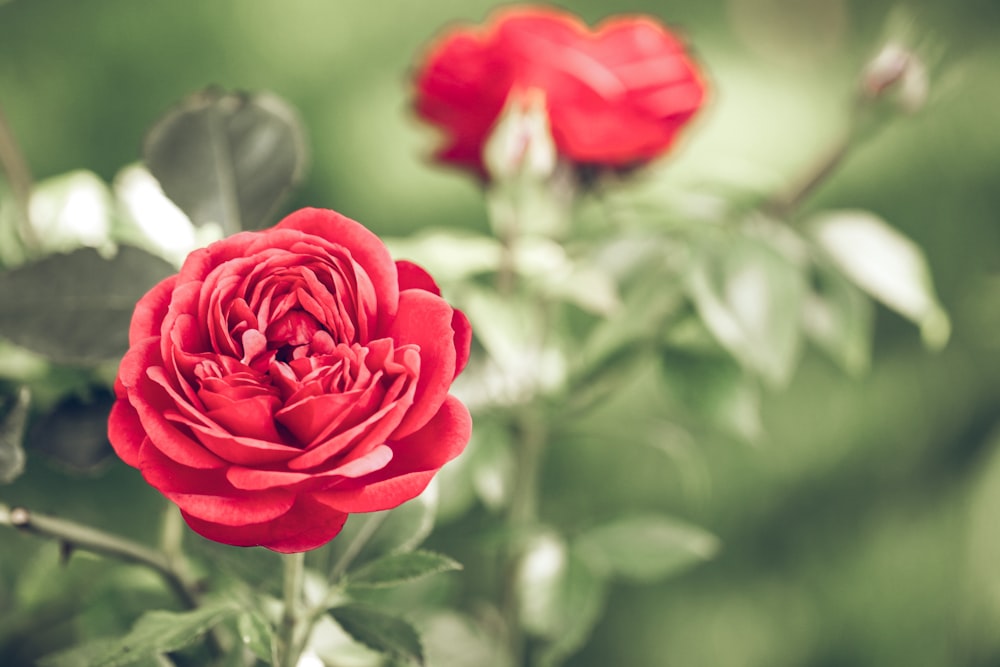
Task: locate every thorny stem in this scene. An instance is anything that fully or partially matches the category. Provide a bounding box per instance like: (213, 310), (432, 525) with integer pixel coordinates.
(0, 501), (203, 610)
(0, 102), (39, 251)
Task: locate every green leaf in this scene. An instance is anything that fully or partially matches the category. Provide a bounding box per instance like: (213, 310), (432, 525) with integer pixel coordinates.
(514, 533), (608, 666)
(802, 262), (874, 376)
(535, 553), (606, 667)
(807, 209), (950, 348)
(328, 604), (424, 665)
(687, 235), (807, 387)
(574, 514), (719, 583)
(38, 599), (240, 667)
(0, 245), (175, 364)
(347, 550), (462, 589)
(144, 87), (307, 234)
(0, 386), (29, 484)
(236, 609), (277, 665)
(332, 483), (439, 571)
(660, 348), (763, 443)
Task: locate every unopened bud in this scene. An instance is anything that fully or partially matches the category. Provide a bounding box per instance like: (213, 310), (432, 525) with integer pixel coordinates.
(861, 43), (929, 114)
(483, 88), (557, 183)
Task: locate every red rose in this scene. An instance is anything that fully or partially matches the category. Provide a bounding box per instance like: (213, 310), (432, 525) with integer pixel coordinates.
(413, 5), (707, 178)
(108, 208), (472, 553)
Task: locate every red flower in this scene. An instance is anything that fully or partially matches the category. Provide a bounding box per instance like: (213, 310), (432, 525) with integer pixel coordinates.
(413, 5), (707, 178)
(108, 208), (472, 553)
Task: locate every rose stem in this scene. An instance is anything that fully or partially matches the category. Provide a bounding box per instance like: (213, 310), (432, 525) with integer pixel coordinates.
(501, 409), (547, 665)
(0, 101), (40, 251)
(762, 134), (853, 220)
(328, 511), (387, 584)
(0, 502), (203, 610)
(279, 551), (307, 667)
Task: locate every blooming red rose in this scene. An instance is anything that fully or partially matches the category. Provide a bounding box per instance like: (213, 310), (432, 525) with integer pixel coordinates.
(413, 5), (707, 178)
(108, 208), (472, 553)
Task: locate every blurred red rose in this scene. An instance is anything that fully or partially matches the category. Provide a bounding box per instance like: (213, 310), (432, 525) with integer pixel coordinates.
(413, 5), (707, 178)
(108, 208), (472, 553)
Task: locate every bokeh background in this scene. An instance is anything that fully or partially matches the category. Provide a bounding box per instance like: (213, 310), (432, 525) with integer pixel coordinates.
(2, 0), (1000, 665)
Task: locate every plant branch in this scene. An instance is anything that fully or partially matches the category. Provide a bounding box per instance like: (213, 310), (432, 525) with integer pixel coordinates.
(0, 502), (203, 610)
(762, 132), (853, 220)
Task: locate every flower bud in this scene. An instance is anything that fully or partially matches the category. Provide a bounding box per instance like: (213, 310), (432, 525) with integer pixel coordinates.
(860, 43), (929, 114)
(482, 89), (557, 185)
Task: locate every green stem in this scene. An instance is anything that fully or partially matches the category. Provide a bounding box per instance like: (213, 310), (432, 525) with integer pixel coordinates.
(279, 551), (307, 667)
(328, 511), (387, 584)
(0, 501), (202, 610)
(501, 410), (547, 666)
(0, 102), (39, 251)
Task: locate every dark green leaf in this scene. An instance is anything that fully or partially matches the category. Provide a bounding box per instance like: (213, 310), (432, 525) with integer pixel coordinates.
(144, 87), (307, 234)
(38, 600), (239, 667)
(0, 245), (175, 364)
(347, 550), (461, 589)
(328, 604), (424, 665)
(0, 386), (29, 484)
(575, 514), (719, 583)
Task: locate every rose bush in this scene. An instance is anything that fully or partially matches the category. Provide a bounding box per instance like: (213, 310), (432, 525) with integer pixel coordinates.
(413, 4), (707, 178)
(108, 207), (472, 553)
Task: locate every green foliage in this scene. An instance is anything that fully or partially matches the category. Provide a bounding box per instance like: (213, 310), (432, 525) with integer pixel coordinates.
(328, 604), (424, 666)
(38, 599), (240, 667)
(574, 514), (720, 583)
(806, 209), (951, 349)
(0, 245), (174, 364)
(687, 232), (807, 388)
(347, 550), (462, 590)
(143, 87), (307, 234)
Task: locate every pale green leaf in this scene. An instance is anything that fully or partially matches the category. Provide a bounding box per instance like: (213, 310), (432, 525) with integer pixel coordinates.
(687, 235), (806, 387)
(807, 209), (950, 348)
(514, 532), (608, 666)
(575, 514), (720, 583)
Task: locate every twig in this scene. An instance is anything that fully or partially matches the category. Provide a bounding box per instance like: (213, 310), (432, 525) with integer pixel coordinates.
(0, 502), (202, 610)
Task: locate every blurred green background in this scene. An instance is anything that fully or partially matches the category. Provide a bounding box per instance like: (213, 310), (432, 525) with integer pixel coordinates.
(2, 0), (1000, 665)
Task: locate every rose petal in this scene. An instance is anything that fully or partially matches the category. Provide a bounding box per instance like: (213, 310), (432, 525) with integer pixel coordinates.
(387, 289), (458, 437)
(129, 276), (176, 345)
(315, 395), (471, 512)
(396, 260), (441, 295)
(275, 208), (400, 333)
(180, 494), (348, 553)
(108, 397), (144, 468)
